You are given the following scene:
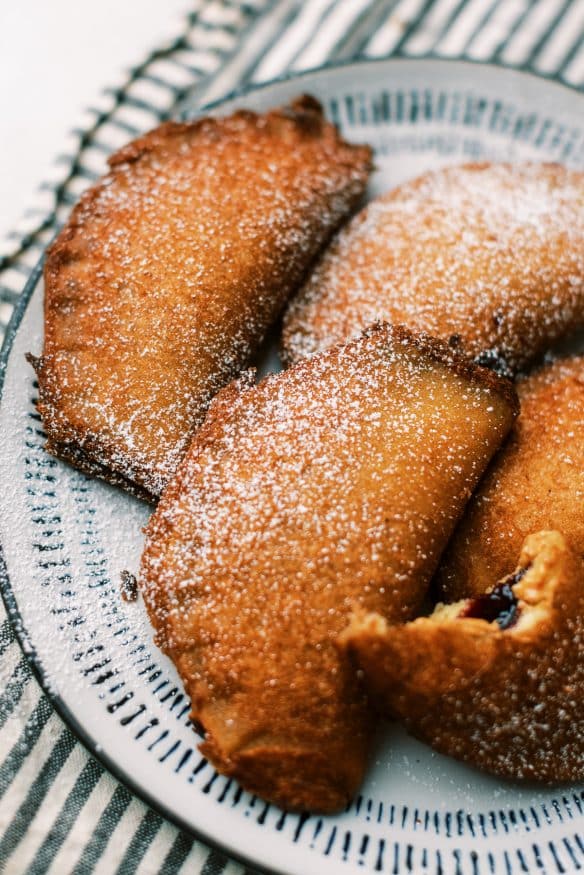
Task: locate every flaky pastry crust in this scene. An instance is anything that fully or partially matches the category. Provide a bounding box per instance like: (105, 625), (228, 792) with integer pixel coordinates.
(282, 162), (584, 375)
(342, 531), (584, 783)
(140, 323), (516, 812)
(437, 355), (584, 601)
(33, 96), (372, 499)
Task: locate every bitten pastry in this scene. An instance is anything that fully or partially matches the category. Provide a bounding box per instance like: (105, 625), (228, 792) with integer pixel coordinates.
(31, 96), (372, 501)
(140, 323), (517, 812)
(282, 163), (584, 374)
(437, 355), (584, 601)
(341, 531), (584, 783)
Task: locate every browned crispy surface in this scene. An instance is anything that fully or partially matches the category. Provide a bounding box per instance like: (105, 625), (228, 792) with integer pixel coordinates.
(437, 355), (584, 601)
(140, 323), (517, 812)
(342, 532), (584, 783)
(282, 163), (584, 374)
(34, 96), (373, 499)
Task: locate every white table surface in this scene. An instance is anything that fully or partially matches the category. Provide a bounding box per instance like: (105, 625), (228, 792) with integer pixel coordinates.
(0, 0), (192, 244)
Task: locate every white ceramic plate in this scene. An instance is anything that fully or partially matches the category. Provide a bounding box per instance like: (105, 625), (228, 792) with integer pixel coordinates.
(1, 60), (584, 875)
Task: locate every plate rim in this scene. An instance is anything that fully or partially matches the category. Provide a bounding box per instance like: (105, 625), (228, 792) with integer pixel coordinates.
(181, 53), (584, 120)
(1, 56), (584, 875)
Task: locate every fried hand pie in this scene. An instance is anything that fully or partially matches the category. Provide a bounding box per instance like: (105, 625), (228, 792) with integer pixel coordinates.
(33, 96), (372, 500)
(341, 531), (584, 783)
(282, 163), (584, 375)
(438, 355), (584, 602)
(140, 323), (517, 812)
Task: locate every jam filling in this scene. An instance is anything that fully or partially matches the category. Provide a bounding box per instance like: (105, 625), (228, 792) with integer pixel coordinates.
(460, 567), (527, 630)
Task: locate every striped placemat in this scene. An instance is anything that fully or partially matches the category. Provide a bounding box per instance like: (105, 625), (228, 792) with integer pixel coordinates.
(1, 2), (583, 873)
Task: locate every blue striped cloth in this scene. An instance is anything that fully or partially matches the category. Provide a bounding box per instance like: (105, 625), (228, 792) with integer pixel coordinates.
(0, 1), (583, 872)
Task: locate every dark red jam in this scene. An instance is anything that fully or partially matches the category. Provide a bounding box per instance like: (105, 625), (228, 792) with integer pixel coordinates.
(460, 568), (526, 630)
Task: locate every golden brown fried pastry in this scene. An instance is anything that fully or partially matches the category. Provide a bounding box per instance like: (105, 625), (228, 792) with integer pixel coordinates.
(140, 323), (517, 812)
(282, 163), (584, 374)
(341, 531), (584, 783)
(437, 355), (584, 602)
(32, 96), (372, 500)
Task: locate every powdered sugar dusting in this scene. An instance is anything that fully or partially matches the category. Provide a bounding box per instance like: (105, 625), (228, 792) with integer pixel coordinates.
(346, 531), (584, 783)
(437, 353), (584, 601)
(282, 163), (584, 373)
(140, 323), (516, 811)
(36, 97), (372, 499)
